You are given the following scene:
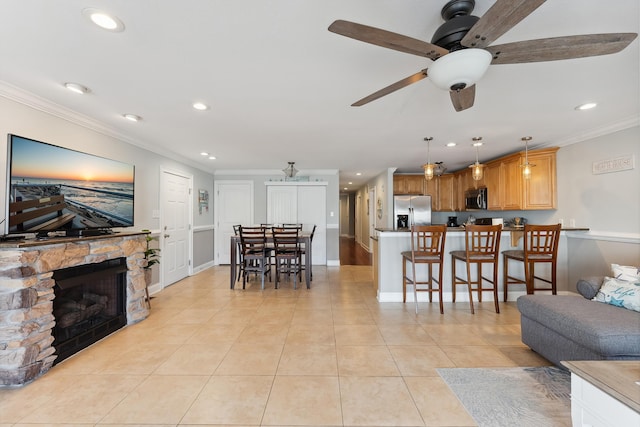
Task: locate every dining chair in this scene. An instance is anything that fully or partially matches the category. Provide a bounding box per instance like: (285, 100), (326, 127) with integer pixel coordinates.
(299, 224), (316, 281)
(271, 227), (302, 289)
(502, 223), (561, 301)
(282, 223), (303, 229)
(450, 224), (502, 314)
(232, 224), (243, 283)
(401, 225), (447, 314)
(238, 226), (272, 290)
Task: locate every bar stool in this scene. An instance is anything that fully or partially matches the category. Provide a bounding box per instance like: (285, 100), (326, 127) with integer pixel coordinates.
(450, 225), (502, 314)
(502, 223), (561, 301)
(401, 225), (447, 314)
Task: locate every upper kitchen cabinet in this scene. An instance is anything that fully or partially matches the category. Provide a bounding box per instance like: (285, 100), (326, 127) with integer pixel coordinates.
(393, 174), (424, 195)
(484, 147), (558, 210)
(435, 174), (457, 212)
(523, 148), (558, 209)
(422, 174), (456, 212)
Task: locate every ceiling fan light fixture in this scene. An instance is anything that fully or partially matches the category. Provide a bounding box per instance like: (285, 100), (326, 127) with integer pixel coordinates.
(428, 48), (492, 91)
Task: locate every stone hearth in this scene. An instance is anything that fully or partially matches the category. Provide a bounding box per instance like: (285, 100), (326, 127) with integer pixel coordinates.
(0, 233), (149, 386)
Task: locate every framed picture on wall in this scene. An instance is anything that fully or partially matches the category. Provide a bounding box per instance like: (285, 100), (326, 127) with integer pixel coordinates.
(198, 189), (209, 214)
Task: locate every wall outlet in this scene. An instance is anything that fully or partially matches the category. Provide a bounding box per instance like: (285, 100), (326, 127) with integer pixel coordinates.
(558, 219), (564, 226)
(569, 219), (576, 227)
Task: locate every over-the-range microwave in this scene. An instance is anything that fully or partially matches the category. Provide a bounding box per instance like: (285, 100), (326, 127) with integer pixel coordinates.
(465, 187), (487, 210)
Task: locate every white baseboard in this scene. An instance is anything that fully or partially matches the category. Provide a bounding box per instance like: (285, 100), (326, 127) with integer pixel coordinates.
(377, 290), (576, 303)
(192, 261), (215, 275)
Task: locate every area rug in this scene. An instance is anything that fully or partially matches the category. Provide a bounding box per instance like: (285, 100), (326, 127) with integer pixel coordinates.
(437, 366), (572, 427)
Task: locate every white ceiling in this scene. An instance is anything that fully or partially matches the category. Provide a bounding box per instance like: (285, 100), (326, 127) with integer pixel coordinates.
(0, 0), (638, 191)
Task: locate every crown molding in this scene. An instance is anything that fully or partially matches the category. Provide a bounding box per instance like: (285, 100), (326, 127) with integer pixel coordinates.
(214, 169), (338, 176)
(551, 115), (639, 148)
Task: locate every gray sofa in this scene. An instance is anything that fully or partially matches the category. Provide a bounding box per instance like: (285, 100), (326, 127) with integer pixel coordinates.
(517, 277), (640, 367)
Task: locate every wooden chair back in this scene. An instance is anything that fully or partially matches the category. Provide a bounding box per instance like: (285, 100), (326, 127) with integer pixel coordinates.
(410, 225), (447, 261)
(463, 225), (502, 258)
(239, 226), (268, 254)
(272, 227), (300, 255)
(523, 224), (561, 259)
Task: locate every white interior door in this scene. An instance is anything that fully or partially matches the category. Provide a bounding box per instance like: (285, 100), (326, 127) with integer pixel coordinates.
(215, 180), (254, 264)
(267, 185), (297, 224)
(297, 185), (326, 264)
(161, 169), (192, 286)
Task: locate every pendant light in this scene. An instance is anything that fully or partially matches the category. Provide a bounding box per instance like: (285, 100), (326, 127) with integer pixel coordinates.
(282, 162), (298, 178)
(469, 137), (485, 181)
(521, 136), (535, 179)
(422, 137), (435, 181)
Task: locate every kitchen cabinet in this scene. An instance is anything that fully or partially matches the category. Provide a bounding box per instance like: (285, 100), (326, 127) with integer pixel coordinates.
(484, 162), (503, 210)
(421, 174), (456, 212)
(502, 156), (523, 209)
(393, 175), (424, 195)
(523, 149), (557, 209)
(436, 174), (456, 212)
(482, 147), (557, 210)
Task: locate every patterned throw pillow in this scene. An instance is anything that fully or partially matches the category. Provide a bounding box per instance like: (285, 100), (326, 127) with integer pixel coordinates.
(592, 276), (640, 312)
(611, 264), (640, 282)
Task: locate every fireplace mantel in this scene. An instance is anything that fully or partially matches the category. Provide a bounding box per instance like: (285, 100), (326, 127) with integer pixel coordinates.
(0, 232), (150, 386)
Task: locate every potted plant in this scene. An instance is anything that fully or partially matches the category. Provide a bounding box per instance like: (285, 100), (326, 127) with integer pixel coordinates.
(142, 229), (160, 277)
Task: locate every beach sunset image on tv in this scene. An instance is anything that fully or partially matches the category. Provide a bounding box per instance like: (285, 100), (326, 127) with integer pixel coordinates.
(7, 135), (135, 234)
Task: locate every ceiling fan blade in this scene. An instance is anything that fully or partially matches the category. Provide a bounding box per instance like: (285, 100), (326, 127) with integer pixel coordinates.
(461, 0), (547, 49)
(328, 20), (448, 60)
(352, 69), (428, 106)
(450, 85), (476, 112)
(487, 33), (638, 64)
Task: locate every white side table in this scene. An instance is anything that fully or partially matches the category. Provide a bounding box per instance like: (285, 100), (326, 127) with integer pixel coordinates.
(562, 360), (640, 427)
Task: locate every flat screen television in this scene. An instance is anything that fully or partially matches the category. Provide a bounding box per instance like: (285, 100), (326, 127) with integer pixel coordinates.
(5, 134), (135, 238)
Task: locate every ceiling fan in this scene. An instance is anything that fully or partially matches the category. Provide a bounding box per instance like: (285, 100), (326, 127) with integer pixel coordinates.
(328, 0), (638, 111)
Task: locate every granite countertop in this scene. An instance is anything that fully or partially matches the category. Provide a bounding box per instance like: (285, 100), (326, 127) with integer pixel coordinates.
(376, 226), (589, 233)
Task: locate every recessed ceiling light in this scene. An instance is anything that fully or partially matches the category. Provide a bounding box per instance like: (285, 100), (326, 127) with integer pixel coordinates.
(208, 156), (216, 160)
(575, 102), (597, 111)
(200, 152), (209, 156)
(348, 182), (353, 185)
(446, 142), (457, 147)
(343, 187), (348, 190)
(356, 172), (362, 176)
(193, 102), (209, 111)
(82, 8), (125, 32)
(123, 114), (141, 122)
(64, 82), (89, 94)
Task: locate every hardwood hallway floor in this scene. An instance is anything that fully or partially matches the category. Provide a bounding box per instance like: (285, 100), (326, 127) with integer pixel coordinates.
(340, 236), (372, 266)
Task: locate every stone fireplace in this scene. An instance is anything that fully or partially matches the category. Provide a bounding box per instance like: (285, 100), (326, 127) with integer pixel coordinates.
(0, 233), (149, 386)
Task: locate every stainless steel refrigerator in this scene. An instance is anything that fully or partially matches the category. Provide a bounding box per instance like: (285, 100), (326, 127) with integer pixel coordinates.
(394, 195), (432, 229)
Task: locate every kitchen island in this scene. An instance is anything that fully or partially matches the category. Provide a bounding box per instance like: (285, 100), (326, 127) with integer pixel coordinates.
(372, 226), (588, 304)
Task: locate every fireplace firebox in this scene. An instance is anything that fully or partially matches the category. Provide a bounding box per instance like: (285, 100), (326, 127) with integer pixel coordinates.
(52, 257), (127, 364)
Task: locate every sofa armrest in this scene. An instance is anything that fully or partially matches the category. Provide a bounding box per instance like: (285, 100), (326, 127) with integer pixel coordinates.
(576, 276), (604, 299)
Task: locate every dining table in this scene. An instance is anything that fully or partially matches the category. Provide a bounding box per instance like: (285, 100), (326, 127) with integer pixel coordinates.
(230, 233), (312, 289)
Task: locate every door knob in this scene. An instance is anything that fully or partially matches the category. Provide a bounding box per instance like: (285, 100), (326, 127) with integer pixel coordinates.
(164, 234), (170, 238)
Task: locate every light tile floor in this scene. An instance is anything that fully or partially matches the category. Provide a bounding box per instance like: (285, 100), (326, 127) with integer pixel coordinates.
(0, 265), (551, 426)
